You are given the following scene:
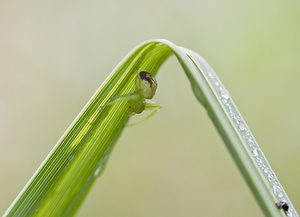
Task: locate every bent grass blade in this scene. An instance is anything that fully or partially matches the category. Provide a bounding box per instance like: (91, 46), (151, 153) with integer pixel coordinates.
(4, 39), (298, 217)
(4, 42), (173, 217)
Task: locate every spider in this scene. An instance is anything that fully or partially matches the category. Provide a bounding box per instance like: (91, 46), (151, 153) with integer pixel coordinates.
(276, 200), (289, 216)
(104, 71), (161, 126)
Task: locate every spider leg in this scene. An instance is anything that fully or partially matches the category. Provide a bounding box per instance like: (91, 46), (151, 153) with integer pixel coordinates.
(101, 93), (140, 108)
(126, 101), (161, 127)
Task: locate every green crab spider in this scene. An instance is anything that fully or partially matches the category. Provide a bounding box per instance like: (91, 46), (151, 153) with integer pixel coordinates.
(104, 71), (161, 126)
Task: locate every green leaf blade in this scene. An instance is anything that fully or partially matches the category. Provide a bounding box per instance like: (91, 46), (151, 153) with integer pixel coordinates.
(5, 42), (173, 217)
(4, 39), (298, 217)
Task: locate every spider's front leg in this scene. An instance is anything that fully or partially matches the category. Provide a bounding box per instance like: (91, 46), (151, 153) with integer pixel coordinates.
(126, 99), (161, 127)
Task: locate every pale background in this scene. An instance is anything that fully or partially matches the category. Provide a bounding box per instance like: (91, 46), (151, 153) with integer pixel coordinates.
(1, 0), (300, 216)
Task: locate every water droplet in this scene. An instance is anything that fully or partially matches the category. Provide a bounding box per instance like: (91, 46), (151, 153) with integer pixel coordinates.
(257, 160), (263, 167)
(248, 142), (255, 148)
(253, 148), (258, 156)
(220, 89), (231, 100)
(239, 122), (246, 131)
(94, 167), (102, 177)
(268, 174), (274, 181)
(226, 103), (232, 110)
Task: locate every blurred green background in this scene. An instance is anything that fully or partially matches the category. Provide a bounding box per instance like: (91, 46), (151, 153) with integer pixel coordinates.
(1, 0), (300, 216)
